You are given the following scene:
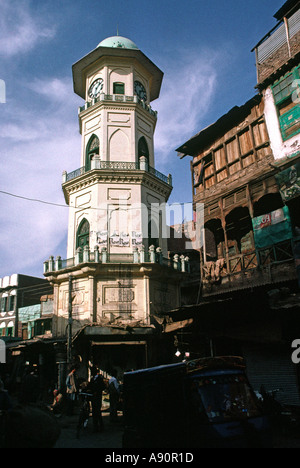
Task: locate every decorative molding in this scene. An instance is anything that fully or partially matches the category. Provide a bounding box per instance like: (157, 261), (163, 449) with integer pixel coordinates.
(63, 170), (171, 203)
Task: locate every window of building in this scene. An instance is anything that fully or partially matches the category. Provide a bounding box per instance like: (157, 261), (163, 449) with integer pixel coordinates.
(272, 66), (300, 141)
(6, 321), (14, 337)
(85, 134), (99, 171)
(113, 82), (125, 94)
(194, 154), (215, 190)
(138, 136), (149, 164)
(0, 297), (7, 313)
(193, 114), (269, 191)
(76, 218), (90, 250)
(8, 295), (15, 311)
(0, 295), (15, 313)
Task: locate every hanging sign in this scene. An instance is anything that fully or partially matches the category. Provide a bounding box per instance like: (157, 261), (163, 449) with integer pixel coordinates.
(275, 160), (300, 202)
(252, 206), (293, 248)
(110, 231), (120, 246)
(120, 232), (130, 247)
(97, 231), (108, 247)
(132, 231), (143, 246)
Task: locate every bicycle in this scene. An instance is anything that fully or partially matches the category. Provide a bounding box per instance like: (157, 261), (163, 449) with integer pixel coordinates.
(76, 392), (92, 439)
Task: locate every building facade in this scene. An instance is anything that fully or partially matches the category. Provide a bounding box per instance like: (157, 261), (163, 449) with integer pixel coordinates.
(0, 274), (51, 339)
(43, 36), (189, 378)
(175, 0), (300, 408)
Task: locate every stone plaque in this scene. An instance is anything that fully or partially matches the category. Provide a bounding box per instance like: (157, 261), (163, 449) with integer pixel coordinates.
(103, 286), (134, 304)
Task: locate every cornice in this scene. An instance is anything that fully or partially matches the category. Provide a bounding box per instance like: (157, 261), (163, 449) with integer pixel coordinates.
(78, 97), (157, 121)
(62, 168), (172, 204)
(45, 262), (184, 284)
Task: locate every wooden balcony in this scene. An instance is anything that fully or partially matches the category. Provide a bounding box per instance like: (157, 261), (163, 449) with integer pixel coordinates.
(202, 237), (300, 296)
(252, 7), (300, 86)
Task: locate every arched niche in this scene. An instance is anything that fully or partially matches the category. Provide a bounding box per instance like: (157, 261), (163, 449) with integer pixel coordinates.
(109, 129), (129, 161)
(204, 218), (225, 261)
(253, 192), (284, 218)
(225, 206), (253, 255)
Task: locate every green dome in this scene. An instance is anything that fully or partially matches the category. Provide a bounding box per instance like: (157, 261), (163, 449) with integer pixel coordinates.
(97, 36), (139, 50)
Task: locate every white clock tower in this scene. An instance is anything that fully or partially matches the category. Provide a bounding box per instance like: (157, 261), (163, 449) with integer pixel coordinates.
(64, 35), (172, 259)
(44, 36), (188, 374)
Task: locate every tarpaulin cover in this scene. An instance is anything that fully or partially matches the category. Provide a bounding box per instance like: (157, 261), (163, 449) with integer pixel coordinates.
(252, 205), (293, 248)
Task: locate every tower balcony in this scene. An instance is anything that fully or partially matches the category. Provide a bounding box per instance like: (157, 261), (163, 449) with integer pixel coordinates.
(62, 159), (172, 187)
(43, 245), (190, 275)
(78, 93), (157, 118)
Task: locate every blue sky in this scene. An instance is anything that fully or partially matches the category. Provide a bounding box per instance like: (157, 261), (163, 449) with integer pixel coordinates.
(0, 0), (285, 278)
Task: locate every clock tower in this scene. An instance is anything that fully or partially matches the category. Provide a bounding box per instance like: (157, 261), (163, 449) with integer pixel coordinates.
(44, 36), (189, 375)
(61, 35), (172, 259)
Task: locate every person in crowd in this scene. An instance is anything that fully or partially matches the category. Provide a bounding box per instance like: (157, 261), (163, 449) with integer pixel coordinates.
(19, 366), (39, 404)
(66, 368), (77, 415)
(49, 389), (64, 416)
(108, 370), (120, 422)
(88, 367), (106, 432)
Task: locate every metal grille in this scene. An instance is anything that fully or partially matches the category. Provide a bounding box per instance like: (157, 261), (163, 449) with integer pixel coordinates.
(257, 9), (300, 64)
(288, 8), (300, 38)
(257, 22), (287, 63)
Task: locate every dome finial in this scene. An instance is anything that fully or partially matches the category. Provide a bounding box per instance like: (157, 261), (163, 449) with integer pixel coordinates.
(97, 36), (139, 50)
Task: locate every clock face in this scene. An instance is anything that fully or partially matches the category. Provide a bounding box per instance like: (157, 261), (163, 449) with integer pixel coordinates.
(134, 80), (147, 101)
(88, 78), (104, 99)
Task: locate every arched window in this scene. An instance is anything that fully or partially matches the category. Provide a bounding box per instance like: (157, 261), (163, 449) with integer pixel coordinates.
(138, 137), (149, 164)
(204, 219), (225, 261)
(253, 193), (284, 218)
(76, 219), (90, 250)
(85, 134), (99, 171)
(225, 207), (253, 255)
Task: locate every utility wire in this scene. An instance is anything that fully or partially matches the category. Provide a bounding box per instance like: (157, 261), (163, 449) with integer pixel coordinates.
(0, 190), (68, 208)
(0, 189), (193, 210)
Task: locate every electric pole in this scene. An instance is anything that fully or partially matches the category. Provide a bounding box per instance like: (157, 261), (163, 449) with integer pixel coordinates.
(67, 275), (73, 366)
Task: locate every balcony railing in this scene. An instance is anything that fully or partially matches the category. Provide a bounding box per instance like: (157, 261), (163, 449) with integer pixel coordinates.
(202, 237), (300, 289)
(253, 9), (300, 65)
(78, 93), (157, 117)
(44, 246), (190, 274)
(63, 160), (172, 186)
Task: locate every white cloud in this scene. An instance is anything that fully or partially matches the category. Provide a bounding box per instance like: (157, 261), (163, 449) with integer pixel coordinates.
(154, 48), (222, 164)
(0, 76), (82, 278)
(27, 77), (71, 102)
(0, 0), (55, 57)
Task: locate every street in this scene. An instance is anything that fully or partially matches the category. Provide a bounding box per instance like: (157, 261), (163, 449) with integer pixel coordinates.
(54, 410), (124, 448)
(52, 407), (300, 449)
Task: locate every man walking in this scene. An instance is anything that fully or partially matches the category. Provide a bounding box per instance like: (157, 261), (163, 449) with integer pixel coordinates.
(108, 370), (120, 422)
(66, 368), (77, 415)
(89, 367), (106, 433)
